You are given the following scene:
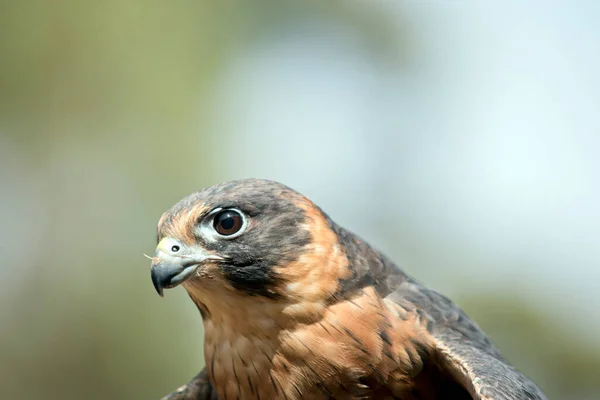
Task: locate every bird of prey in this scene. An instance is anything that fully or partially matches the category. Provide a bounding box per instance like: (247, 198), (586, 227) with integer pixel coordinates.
(149, 179), (546, 400)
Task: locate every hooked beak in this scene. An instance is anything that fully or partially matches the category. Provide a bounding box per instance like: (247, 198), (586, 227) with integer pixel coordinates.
(150, 238), (222, 297)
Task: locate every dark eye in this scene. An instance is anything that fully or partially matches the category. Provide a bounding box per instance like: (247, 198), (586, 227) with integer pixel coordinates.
(213, 210), (244, 236)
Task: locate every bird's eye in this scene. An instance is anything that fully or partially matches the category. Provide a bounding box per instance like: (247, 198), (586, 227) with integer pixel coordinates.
(213, 209), (245, 237)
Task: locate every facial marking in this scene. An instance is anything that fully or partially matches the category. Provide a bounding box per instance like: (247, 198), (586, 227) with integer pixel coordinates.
(158, 203), (210, 246)
(274, 197), (353, 304)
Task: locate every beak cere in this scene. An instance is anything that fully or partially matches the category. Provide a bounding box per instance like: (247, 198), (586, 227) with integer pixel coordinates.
(149, 238), (222, 297)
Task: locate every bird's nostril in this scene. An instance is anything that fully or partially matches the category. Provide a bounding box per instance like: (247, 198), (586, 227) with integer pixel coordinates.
(171, 245), (180, 252)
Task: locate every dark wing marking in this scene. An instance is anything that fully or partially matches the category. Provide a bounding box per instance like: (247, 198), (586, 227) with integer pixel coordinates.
(386, 280), (547, 400)
(160, 369), (219, 400)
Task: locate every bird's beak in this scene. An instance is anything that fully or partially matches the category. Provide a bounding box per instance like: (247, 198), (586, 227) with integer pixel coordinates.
(150, 238), (222, 297)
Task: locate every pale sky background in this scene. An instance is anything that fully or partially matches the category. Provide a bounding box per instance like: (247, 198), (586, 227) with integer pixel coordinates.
(207, 1), (600, 332)
(0, 2), (597, 334)
(0, 3), (598, 398)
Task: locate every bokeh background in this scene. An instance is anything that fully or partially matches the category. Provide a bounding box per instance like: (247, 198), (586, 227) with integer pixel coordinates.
(1, 1), (599, 399)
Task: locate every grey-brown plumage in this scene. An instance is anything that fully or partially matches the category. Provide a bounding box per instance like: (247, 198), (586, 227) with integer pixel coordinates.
(150, 179), (547, 400)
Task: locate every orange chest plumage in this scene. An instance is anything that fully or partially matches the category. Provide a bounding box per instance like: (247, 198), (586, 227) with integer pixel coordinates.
(203, 287), (432, 400)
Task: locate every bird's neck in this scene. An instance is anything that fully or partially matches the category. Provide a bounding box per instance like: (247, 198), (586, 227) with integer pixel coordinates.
(199, 293), (308, 400)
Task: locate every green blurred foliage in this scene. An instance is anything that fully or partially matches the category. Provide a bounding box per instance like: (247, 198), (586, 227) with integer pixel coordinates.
(0, 2), (596, 399)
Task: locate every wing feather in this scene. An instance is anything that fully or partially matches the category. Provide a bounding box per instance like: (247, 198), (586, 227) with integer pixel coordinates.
(385, 279), (547, 400)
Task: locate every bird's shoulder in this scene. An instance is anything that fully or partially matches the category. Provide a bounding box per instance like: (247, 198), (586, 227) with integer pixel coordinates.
(327, 215), (501, 358)
(330, 220), (547, 399)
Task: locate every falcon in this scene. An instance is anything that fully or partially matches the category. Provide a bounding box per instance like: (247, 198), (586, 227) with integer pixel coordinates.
(149, 179), (546, 400)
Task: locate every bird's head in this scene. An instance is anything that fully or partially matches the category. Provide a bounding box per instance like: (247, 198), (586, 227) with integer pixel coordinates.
(150, 179), (353, 324)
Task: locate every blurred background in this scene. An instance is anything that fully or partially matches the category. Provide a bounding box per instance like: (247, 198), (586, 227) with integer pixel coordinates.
(1, 1), (599, 399)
